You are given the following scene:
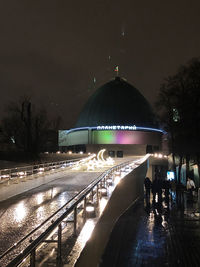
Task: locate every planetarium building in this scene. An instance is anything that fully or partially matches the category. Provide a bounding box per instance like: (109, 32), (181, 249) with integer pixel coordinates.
(59, 77), (163, 157)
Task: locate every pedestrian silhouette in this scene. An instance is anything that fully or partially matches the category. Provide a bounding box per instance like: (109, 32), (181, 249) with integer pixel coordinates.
(186, 177), (195, 202)
(144, 177), (152, 198)
(152, 177), (162, 203)
(163, 179), (171, 203)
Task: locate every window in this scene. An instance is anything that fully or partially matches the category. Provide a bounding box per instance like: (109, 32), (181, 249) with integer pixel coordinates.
(108, 151), (115, 157)
(117, 151), (123, 157)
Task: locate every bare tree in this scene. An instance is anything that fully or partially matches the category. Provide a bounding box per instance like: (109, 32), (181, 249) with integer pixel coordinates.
(1, 96), (61, 154)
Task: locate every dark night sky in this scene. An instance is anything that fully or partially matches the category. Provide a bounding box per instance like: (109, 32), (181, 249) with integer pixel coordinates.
(0, 0), (200, 128)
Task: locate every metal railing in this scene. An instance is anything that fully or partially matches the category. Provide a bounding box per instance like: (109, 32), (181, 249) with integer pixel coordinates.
(0, 157), (87, 185)
(0, 160), (132, 267)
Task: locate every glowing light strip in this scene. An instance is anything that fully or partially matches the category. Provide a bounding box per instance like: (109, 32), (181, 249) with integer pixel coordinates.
(136, 126), (164, 133)
(66, 126), (164, 134)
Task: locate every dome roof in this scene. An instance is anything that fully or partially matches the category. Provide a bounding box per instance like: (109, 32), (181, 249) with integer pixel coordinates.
(76, 77), (158, 128)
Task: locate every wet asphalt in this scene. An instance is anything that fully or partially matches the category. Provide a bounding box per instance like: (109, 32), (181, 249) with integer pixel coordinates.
(0, 171), (101, 256)
(100, 192), (200, 267)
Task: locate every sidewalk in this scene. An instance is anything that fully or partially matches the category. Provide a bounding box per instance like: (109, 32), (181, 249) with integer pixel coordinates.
(100, 192), (200, 267)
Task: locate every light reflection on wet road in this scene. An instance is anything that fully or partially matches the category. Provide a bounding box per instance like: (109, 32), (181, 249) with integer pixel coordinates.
(101, 190), (200, 267)
(0, 171), (101, 256)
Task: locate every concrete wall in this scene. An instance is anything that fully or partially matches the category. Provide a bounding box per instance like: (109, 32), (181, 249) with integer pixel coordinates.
(75, 160), (147, 267)
(59, 129), (162, 152)
(66, 130), (89, 145)
(92, 130), (162, 146)
(86, 144), (147, 156)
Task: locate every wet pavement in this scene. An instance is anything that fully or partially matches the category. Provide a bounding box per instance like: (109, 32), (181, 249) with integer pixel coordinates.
(0, 171), (102, 256)
(100, 191), (200, 267)
(0, 156), (137, 265)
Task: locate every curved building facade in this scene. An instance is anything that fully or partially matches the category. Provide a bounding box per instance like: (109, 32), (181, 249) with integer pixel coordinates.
(59, 77), (163, 156)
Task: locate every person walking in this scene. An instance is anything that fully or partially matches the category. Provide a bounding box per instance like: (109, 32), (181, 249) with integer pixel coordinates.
(152, 177), (163, 203)
(144, 177), (152, 198)
(163, 179), (171, 202)
(186, 177), (195, 201)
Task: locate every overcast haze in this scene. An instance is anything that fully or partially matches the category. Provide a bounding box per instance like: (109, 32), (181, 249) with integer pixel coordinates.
(0, 0), (200, 128)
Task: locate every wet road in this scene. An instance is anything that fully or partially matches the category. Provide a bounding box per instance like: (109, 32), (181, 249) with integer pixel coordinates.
(0, 170), (102, 256)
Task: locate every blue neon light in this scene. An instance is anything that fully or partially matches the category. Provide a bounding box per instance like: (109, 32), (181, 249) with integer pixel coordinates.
(66, 126), (165, 134)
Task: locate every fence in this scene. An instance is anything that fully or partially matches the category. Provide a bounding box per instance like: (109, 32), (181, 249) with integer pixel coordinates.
(0, 160), (133, 267)
(0, 157), (90, 186)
